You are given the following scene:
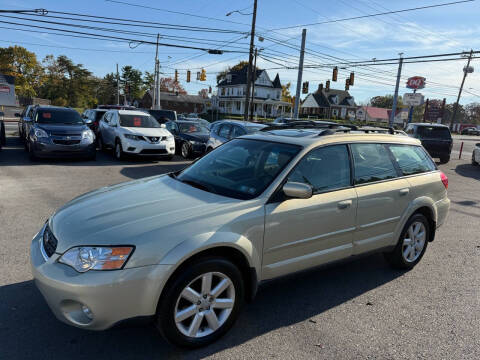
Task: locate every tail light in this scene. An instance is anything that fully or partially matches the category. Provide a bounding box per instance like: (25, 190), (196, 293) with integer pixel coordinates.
(440, 171), (448, 189)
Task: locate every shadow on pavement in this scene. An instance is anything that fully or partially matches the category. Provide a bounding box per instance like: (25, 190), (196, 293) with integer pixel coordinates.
(454, 163), (480, 181)
(1, 254), (403, 360)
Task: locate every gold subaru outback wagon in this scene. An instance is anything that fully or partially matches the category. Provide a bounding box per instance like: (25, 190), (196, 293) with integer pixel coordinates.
(31, 126), (450, 347)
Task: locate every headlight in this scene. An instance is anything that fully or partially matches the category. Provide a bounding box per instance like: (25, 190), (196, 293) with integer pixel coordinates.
(81, 130), (95, 142)
(124, 134), (143, 141)
(34, 128), (49, 138)
(191, 141), (203, 145)
(166, 135), (174, 141)
(58, 246), (134, 273)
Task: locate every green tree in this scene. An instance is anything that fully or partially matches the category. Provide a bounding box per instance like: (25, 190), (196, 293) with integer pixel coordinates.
(370, 94), (403, 109)
(0, 46), (44, 97)
(216, 60), (249, 84)
(97, 73), (118, 105)
(121, 65), (143, 102)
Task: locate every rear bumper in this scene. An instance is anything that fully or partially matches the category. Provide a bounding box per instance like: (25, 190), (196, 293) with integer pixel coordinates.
(30, 230), (172, 330)
(435, 196), (450, 229)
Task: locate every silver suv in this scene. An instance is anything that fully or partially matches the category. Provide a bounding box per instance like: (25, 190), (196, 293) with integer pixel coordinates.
(31, 128), (450, 347)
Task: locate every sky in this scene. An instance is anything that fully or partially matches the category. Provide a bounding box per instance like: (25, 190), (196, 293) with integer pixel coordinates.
(1, 0), (480, 105)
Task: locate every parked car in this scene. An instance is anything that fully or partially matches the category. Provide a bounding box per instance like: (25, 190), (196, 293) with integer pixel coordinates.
(183, 117), (211, 130)
(97, 109), (175, 160)
(165, 120), (209, 158)
(15, 104), (35, 142)
(141, 109), (177, 123)
(206, 120), (266, 151)
(461, 127), (479, 135)
(30, 128), (450, 347)
(405, 123), (453, 164)
(97, 105), (136, 110)
(81, 109), (108, 134)
(25, 106), (96, 161)
(472, 143), (480, 165)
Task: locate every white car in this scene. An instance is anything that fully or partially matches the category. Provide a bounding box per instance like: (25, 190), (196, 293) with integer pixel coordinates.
(472, 142), (480, 165)
(98, 110), (175, 160)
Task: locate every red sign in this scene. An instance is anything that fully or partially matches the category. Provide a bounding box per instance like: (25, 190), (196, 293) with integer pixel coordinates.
(0, 85), (10, 93)
(406, 76), (426, 89)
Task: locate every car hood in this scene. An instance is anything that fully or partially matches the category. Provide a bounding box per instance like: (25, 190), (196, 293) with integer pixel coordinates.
(180, 133), (209, 143)
(37, 123), (87, 134)
(50, 175), (247, 266)
(121, 127), (170, 137)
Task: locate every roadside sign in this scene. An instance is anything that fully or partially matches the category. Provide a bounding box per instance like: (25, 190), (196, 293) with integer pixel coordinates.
(406, 76), (426, 90)
(403, 93), (424, 106)
(0, 74), (15, 106)
(356, 108), (366, 121)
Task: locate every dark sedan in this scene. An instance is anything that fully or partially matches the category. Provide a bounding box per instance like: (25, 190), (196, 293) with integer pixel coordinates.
(165, 120), (209, 159)
(25, 106), (96, 161)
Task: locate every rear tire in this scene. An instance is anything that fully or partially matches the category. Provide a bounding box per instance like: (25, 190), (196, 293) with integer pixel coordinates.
(384, 213), (430, 270)
(439, 156), (450, 164)
(156, 257), (244, 348)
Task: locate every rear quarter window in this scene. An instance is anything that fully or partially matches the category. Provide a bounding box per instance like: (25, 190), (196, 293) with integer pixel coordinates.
(416, 126), (451, 139)
(351, 143), (398, 184)
(388, 145), (436, 175)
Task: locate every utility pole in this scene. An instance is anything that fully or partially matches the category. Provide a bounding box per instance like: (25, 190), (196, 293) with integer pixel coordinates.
(293, 29), (307, 119)
(389, 53), (403, 128)
(116, 63), (120, 105)
(154, 33), (161, 110)
(249, 48), (258, 121)
(450, 49), (474, 130)
(243, 0), (257, 121)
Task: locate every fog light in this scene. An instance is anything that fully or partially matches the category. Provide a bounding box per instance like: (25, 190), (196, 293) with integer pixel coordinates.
(127, 147), (135, 151)
(170, 147), (175, 151)
(82, 305), (93, 320)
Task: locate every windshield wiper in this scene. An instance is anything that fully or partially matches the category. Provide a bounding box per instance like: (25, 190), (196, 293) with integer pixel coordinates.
(179, 179), (212, 193)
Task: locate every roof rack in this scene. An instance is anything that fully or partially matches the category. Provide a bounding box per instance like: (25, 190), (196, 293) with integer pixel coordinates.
(317, 126), (405, 136)
(260, 121), (355, 132)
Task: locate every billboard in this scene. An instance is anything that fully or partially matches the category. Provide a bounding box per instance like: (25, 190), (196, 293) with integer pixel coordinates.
(406, 76), (426, 90)
(0, 74), (16, 106)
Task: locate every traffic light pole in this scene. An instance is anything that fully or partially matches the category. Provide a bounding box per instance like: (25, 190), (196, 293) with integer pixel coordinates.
(116, 63), (120, 105)
(154, 34), (161, 110)
(293, 29), (307, 119)
(243, 0), (257, 121)
(249, 48), (258, 120)
(389, 54), (403, 128)
(450, 49), (473, 130)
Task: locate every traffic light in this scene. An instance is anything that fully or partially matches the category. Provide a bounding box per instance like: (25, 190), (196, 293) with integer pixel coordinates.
(302, 81), (309, 94)
(332, 67), (338, 82)
(349, 72), (355, 86)
(196, 71), (200, 81)
(326, 80), (330, 91)
(187, 70), (191, 82)
(175, 70), (178, 82)
(209, 86), (212, 94)
(345, 78), (350, 91)
(200, 68), (207, 81)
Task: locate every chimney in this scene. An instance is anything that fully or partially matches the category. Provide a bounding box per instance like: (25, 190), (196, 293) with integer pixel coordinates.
(317, 83), (323, 93)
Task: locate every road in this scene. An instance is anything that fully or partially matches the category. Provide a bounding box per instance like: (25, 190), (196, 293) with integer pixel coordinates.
(0, 129), (479, 359)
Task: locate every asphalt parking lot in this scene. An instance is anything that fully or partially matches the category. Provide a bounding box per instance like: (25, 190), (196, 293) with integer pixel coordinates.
(1, 128), (479, 359)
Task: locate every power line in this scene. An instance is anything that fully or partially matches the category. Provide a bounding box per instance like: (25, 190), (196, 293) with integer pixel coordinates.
(270, 0), (474, 30)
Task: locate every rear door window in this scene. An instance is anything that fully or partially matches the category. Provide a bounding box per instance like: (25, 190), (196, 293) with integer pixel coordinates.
(388, 145), (436, 175)
(417, 126), (451, 139)
(351, 143), (398, 184)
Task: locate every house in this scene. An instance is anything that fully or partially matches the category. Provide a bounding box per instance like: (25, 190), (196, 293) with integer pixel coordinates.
(213, 65), (291, 117)
(139, 91), (207, 114)
(300, 86), (356, 119)
(357, 106), (407, 125)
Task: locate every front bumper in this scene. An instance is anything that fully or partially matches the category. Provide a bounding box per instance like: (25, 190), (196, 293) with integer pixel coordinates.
(32, 140), (96, 158)
(30, 230), (172, 330)
(191, 142), (207, 154)
(122, 138), (175, 156)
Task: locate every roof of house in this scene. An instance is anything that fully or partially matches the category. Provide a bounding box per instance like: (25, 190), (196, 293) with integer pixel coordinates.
(217, 66), (281, 88)
(303, 88), (356, 108)
(145, 90), (206, 104)
(272, 74), (282, 89)
(363, 106), (403, 120)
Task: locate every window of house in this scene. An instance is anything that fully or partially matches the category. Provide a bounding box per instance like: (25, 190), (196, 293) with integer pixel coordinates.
(221, 88), (225, 96)
(236, 101), (241, 111)
(288, 145), (351, 193)
(351, 143), (398, 184)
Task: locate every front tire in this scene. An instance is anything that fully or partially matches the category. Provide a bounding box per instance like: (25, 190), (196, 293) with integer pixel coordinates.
(28, 141), (37, 161)
(472, 153), (478, 166)
(384, 213), (429, 269)
(181, 142), (191, 159)
(114, 140), (124, 160)
(156, 257), (244, 348)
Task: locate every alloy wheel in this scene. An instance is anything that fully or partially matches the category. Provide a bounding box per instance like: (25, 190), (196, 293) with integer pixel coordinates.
(181, 143), (189, 158)
(402, 221), (426, 263)
(174, 272), (235, 338)
(115, 143), (121, 159)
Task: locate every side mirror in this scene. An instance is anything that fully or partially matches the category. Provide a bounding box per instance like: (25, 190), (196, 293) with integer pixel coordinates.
(282, 182), (313, 199)
(24, 117), (32, 122)
(160, 123), (166, 128)
(14, 113), (21, 117)
(84, 119), (93, 124)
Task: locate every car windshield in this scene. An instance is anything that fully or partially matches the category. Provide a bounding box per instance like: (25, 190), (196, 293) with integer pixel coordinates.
(417, 126), (451, 139)
(119, 114), (160, 128)
(175, 139), (301, 200)
(148, 110), (176, 122)
(178, 123), (209, 134)
(36, 109), (83, 125)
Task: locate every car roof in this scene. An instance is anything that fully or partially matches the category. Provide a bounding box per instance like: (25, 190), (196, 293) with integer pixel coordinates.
(409, 122), (450, 128)
(117, 109), (153, 116)
(242, 129), (421, 149)
(35, 106), (76, 111)
(217, 119), (266, 127)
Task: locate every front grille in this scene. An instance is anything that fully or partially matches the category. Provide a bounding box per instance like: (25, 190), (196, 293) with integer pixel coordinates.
(140, 149), (168, 154)
(53, 139), (81, 145)
(42, 225), (58, 257)
(146, 136), (166, 143)
(51, 133), (81, 137)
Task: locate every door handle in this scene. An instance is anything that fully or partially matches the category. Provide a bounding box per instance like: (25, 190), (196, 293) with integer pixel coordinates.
(338, 200), (352, 209)
(399, 188), (410, 196)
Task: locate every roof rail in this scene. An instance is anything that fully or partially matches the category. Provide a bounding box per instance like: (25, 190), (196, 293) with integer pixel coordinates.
(260, 122), (349, 132)
(317, 126), (405, 136)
